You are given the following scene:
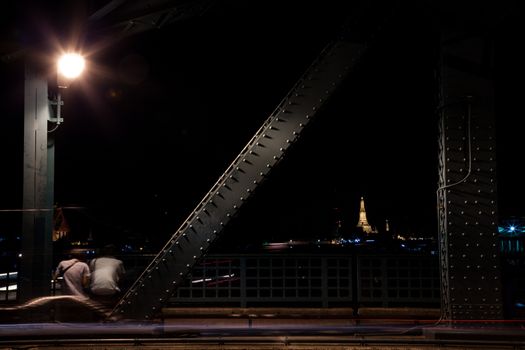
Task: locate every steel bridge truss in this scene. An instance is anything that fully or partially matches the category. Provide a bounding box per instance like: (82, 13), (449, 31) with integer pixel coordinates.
(111, 10), (503, 321)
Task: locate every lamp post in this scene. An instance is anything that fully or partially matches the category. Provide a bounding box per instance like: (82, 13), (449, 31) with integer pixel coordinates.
(19, 52), (85, 302)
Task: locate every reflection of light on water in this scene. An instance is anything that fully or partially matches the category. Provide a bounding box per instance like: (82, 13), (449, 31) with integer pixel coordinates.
(192, 273), (236, 284)
(0, 271), (18, 279)
(0, 284), (17, 291)
(0, 271), (18, 291)
(0, 271), (19, 300)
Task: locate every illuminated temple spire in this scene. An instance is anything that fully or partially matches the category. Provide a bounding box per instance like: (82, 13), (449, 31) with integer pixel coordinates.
(356, 196), (373, 234)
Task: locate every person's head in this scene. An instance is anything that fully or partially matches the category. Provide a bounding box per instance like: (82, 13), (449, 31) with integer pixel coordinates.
(101, 244), (117, 257)
(70, 249), (85, 261)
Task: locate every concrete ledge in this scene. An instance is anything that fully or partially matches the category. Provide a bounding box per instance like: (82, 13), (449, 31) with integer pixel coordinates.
(161, 307), (440, 320)
(358, 307), (441, 319)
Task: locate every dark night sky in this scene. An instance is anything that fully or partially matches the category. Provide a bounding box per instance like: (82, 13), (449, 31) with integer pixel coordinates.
(1, 1), (524, 250)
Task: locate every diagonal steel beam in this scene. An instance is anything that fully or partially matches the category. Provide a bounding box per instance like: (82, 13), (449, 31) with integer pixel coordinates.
(110, 36), (366, 320)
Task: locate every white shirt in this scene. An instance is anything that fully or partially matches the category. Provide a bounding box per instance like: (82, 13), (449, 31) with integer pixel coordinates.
(89, 256), (125, 296)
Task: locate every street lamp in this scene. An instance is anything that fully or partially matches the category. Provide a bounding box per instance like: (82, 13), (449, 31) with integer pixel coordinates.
(19, 52), (85, 303)
(57, 53), (85, 85)
(49, 53), (86, 126)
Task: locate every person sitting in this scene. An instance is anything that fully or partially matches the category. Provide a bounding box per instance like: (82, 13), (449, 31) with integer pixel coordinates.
(53, 249), (91, 299)
(88, 244), (126, 308)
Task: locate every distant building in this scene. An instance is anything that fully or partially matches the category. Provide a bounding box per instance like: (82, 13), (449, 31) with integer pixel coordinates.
(52, 206), (70, 241)
(356, 196), (377, 234)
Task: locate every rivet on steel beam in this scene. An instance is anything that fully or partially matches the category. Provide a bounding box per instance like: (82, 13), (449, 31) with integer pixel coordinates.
(220, 222), (224, 226)
(200, 247), (203, 251)
(207, 239), (211, 242)
(249, 151), (259, 156)
(227, 213), (231, 217)
(186, 264), (190, 268)
(263, 134), (273, 139)
(175, 241), (179, 245)
(305, 114), (310, 119)
(246, 189), (251, 193)
(299, 123), (304, 127)
(242, 159), (252, 164)
(179, 272), (183, 276)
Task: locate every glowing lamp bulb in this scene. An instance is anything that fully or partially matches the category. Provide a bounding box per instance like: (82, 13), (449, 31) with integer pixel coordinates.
(57, 53), (85, 79)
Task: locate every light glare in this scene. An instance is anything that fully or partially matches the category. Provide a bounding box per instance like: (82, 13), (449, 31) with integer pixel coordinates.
(57, 53), (85, 79)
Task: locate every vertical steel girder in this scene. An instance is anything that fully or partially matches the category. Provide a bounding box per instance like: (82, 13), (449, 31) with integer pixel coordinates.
(437, 36), (503, 320)
(19, 60), (54, 302)
(111, 39), (365, 320)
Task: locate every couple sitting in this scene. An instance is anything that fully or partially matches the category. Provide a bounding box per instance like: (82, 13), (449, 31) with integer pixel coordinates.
(54, 244), (125, 308)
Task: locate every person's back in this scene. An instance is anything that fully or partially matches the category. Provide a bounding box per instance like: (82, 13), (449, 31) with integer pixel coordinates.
(89, 244), (125, 307)
(90, 256), (125, 295)
(54, 251), (91, 299)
